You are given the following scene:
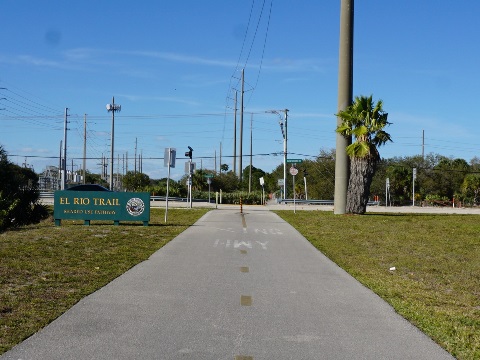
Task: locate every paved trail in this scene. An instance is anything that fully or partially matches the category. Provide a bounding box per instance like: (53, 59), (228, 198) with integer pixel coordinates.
(2, 209), (453, 359)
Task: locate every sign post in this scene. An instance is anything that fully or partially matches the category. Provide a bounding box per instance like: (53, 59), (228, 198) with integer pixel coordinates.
(277, 179), (284, 200)
(386, 177), (390, 207)
(287, 159), (302, 203)
(412, 167), (417, 207)
(164, 148), (176, 223)
(289, 165), (299, 213)
(303, 169), (308, 201)
(205, 174), (214, 203)
(259, 177), (265, 205)
(185, 146), (194, 208)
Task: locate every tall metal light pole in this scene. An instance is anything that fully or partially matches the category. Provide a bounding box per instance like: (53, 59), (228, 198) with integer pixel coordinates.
(83, 114), (87, 184)
(233, 90), (237, 175)
(249, 113), (253, 193)
(239, 69), (245, 182)
(267, 109), (289, 199)
(106, 97), (121, 191)
(62, 108), (69, 190)
(334, 0), (354, 214)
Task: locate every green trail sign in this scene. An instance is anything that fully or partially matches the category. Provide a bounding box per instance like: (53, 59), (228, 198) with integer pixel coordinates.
(54, 191), (150, 226)
(286, 159), (303, 163)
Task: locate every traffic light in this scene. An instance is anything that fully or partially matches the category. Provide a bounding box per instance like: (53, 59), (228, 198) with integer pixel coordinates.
(303, 169), (308, 177)
(185, 146), (193, 160)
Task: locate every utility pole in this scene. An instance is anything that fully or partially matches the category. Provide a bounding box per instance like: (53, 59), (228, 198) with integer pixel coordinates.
(102, 155), (107, 180)
(134, 138), (137, 174)
(283, 110), (288, 199)
(106, 97), (121, 191)
(267, 109), (288, 199)
(59, 140), (62, 190)
(239, 69), (244, 183)
(422, 129), (425, 159)
(117, 154), (120, 190)
(100, 155), (104, 179)
(233, 91), (237, 175)
(334, 0), (354, 214)
(62, 108), (69, 190)
(219, 142), (222, 174)
(249, 113), (253, 193)
(83, 114), (87, 184)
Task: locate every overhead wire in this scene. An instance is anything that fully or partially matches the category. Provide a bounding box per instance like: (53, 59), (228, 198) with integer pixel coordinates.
(245, 0), (273, 108)
(221, 0), (272, 144)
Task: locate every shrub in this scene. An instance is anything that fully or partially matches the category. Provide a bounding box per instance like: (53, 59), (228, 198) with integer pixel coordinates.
(0, 146), (49, 232)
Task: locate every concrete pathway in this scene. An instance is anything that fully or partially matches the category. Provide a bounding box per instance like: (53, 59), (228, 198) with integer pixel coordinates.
(2, 209), (454, 359)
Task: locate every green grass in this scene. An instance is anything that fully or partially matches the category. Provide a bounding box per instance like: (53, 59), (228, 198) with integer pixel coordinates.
(2, 208), (479, 358)
(274, 210), (480, 360)
(0, 208), (209, 355)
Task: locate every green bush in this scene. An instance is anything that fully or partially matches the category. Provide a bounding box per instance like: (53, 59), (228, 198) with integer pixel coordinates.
(218, 191), (263, 205)
(424, 194), (450, 206)
(0, 146), (48, 232)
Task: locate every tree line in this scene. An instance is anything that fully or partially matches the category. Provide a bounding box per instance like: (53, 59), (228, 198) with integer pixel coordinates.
(118, 149), (480, 207)
(371, 154), (480, 206)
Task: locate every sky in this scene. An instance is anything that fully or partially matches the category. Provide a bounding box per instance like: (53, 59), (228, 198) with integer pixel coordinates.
(1, 0), (480, 181)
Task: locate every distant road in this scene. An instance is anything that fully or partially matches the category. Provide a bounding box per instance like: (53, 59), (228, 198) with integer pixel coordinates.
(40, 193), (480, 215)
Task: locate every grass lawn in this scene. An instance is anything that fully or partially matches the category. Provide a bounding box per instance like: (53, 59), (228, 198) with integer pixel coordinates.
(0, 207), (209, 355)
(275, 210), (480, 360)
(2, 208), (479, 358)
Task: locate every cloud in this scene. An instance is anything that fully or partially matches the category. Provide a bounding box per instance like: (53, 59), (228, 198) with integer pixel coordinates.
(127, 50), (238, 68)
(117, 93), (200, 107)
(265, 57), (331, 73)
(3, 46), (331, 77)
(16, 55), (64, 68)
(20, 147), (51, 154)
(63, 48), (97, 61)
(63, 48), (330, 73)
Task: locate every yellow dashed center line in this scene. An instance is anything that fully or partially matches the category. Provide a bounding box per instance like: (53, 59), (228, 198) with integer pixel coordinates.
(240, 295), (252, 306)
(237, 213), (253, 359)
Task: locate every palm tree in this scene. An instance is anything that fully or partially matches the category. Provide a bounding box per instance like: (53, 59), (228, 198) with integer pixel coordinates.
(336, 95), (392, 214)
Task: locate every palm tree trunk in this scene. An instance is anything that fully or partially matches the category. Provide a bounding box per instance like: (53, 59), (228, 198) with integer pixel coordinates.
(346, 156), (377, 214)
